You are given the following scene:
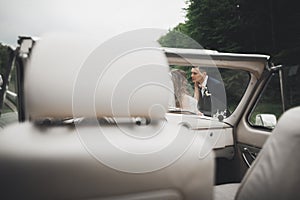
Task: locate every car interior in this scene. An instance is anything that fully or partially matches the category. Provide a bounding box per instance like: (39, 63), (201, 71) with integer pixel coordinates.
(0, 34), (214, 199)
(0, 34), (299, 199)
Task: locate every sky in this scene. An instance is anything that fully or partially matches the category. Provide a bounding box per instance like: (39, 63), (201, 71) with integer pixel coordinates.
(0, 0), (187, 45)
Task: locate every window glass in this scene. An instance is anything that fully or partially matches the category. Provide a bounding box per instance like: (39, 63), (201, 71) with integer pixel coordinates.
(220, 68), (250, 114)
(0, 44), (13, 112)
(249, 64), (300, 130)
(169, 66), (250, 117)
(282, 64), (300, 110)
(249, 72), (282, 130)
(0, 62), (18, 129)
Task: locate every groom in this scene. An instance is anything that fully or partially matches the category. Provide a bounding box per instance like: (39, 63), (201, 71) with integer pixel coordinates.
(191, 67), (227, 117)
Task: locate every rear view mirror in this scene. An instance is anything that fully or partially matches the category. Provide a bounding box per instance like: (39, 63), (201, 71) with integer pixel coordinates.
(255, 114), (277, 129)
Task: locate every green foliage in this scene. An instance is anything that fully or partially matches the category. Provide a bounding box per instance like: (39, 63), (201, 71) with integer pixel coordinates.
(219, 69), (250, 110)
(0, 43), (14, 114)
(158, 27), (202, 49)
(0, 43), (12, 75)
(184, 0), (242, 52)
(160, 0), (300, 64)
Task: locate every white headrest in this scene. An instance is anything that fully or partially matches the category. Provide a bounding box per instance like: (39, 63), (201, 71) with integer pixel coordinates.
(25, 32), (172, 120)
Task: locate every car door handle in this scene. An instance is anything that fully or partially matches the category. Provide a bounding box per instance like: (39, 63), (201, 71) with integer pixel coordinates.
(242, 147), (257, 168)
(243, 147), (257, 159)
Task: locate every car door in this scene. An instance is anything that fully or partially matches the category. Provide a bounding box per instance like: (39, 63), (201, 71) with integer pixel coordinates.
(163, 48), (274, 184)
(235, 62), (300, 178)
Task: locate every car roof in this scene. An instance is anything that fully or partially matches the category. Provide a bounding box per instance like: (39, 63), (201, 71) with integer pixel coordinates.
(163, 47), (270, 62)
(162, 47), (271, 79)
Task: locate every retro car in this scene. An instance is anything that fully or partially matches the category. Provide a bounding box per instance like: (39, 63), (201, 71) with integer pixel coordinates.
(0, 33), (299, 199)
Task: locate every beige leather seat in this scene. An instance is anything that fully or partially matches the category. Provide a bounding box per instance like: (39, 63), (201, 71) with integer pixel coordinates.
(215, 106), (300, 200)
(0, 33), (214, 199)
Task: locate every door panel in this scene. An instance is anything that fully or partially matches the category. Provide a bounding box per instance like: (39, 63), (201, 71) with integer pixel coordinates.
(236, 64), (300, 172)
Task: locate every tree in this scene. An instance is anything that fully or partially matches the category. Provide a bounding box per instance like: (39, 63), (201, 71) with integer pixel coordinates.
(0, 43), (14, 114)
(158, 24), (202, 49)
(184, 0), (243, 52)
(159, 0), (300, 64)
(0, 43), (13, 76)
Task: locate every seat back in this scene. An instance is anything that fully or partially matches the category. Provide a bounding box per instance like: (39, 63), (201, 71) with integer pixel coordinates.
(236, 106), (300, 200)
(0, 33), (215, 200)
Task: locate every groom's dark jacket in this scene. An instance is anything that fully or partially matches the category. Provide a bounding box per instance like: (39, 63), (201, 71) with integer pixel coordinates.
(197, 76), (227, 117)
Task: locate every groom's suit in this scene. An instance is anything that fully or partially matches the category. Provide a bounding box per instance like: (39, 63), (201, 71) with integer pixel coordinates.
(197, 76), (227, 117)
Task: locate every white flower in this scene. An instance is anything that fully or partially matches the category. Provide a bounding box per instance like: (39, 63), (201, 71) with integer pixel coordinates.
(205, 90), (211, 96)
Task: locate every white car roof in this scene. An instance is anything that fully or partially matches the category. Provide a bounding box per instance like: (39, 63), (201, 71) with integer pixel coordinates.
(163, 47), (270, 62)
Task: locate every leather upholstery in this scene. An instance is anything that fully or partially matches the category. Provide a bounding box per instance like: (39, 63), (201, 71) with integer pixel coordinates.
(236, 106), (300, 200)
(214, 106), (300, 200)
(214, 183), (239, 200)
(24, 33), (171, 120)
(0, 121), (214, 199)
